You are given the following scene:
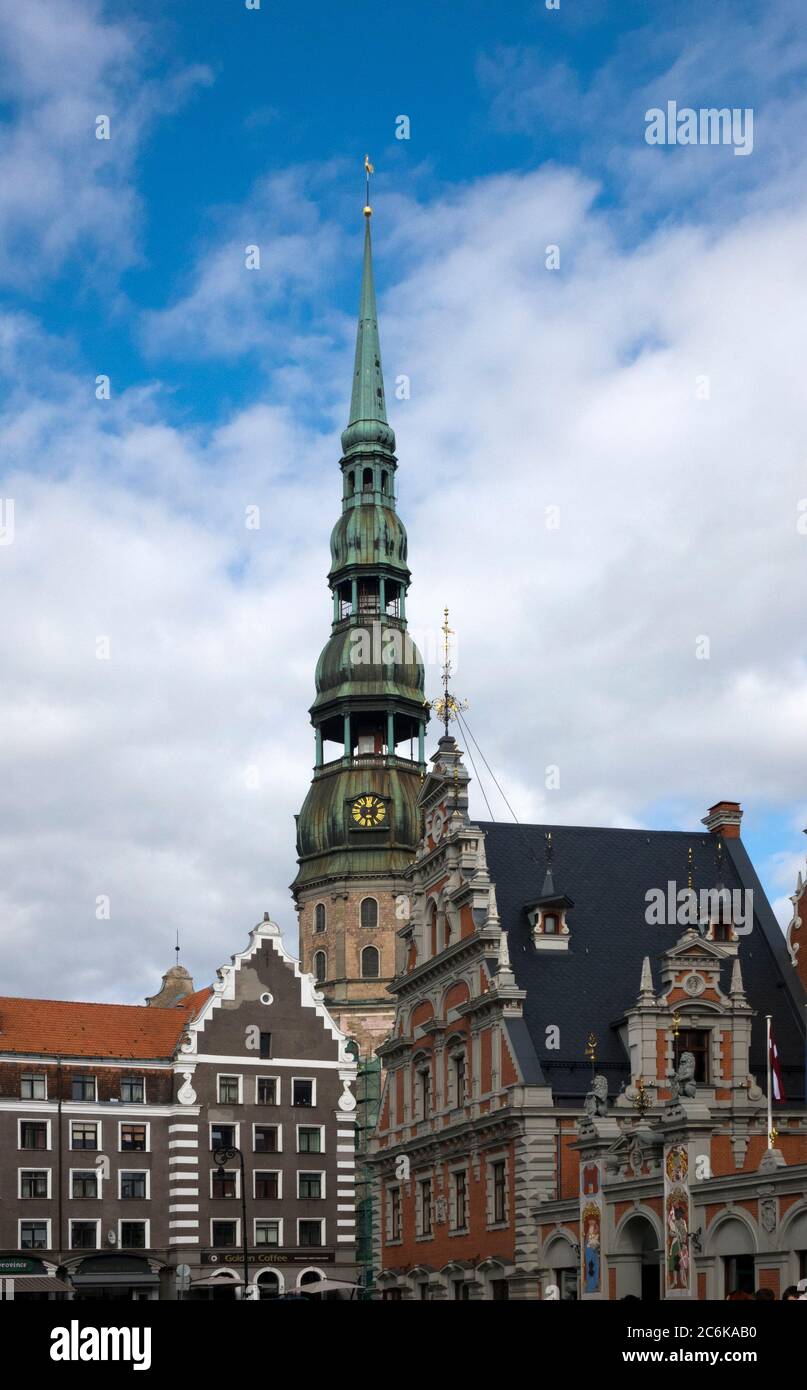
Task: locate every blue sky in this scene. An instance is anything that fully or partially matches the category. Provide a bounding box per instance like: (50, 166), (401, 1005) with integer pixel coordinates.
(1, 0), (806, 1000)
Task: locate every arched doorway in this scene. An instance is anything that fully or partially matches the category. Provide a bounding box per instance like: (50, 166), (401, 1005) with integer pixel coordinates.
(710, 1216), (756, 1296)
(256, 1269), (283, 1300)
(615, 1213), (661, 1300)
(544, 1237), (579, 1300)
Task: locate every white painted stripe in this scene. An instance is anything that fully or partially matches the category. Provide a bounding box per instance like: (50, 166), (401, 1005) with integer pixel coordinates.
(169, 1139), (199, 1149)
(337, 1235), (355, 1243)
(169, 1236), (199, 1245)
(169, 1173), (199, 1182)
(336, 1129), (355, 1137)
(169, 1204), (199, 1213)
(169, 1188), (199, 1197)
(169, 1219), (199, 1228)
(169, 1123), (199, 1133)
(169, 1154), (199, 1165)
(336, 1160), (356, 1169)
(337, 1220), (355, 1227)
(337, 1204), (355, 1212)
(337, 1144), (355, 1153)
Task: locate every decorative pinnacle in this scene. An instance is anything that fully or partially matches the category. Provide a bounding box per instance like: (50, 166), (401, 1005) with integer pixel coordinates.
(363, 154), (374, 216)
(585, 1032), (597, 1074)
(429, 607), (469, 735)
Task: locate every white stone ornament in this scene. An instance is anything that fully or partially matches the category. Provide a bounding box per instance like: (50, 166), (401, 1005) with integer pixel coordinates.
(683, 973), (705, 996)
(177, 1072), (197, 1105)
(338, 1079), (357, 1112)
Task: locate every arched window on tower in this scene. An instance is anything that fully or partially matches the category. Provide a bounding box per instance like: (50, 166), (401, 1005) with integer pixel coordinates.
(360, 897), (378, 930)
(361, 946), (380, 979)
(313, 951), (327, 984)
(381, 470), (388, 494)
(314, 903), (326, 934)
(347, 471), (355, 497)
(362, 467), (373, 491)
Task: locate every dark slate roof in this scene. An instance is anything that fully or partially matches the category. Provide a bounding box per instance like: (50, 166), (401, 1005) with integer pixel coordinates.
(479, 821), (807, 1106)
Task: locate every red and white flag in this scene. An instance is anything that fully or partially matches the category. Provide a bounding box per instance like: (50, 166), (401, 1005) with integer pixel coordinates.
(769, 1026), (787, 1103)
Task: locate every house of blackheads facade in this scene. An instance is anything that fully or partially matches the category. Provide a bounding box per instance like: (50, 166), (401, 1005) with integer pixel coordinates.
(367, 737), (807, 1300)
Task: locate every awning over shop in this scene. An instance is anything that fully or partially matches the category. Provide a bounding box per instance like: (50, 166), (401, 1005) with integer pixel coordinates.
(4, 1276), (71, 1293)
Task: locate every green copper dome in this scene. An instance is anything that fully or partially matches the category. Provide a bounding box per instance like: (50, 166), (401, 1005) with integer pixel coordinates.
(311, 622), (425, 714)
(328, 503), (409, 581)
(295, 763), (422, 883)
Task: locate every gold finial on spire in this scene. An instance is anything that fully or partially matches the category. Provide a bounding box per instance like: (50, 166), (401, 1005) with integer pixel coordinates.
(429, 606), (468, 735)
(363, 154), (374, 216)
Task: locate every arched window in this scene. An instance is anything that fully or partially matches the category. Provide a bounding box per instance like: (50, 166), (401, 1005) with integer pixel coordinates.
(360, 897), (378, 929)
(299, 1268), (325, 1288)
(381, 470), (388, 493)
(362, 946), (380, 978)
(347, 471), (355, 496)
(314, 903), (326, 933)
(256, 1269), (282, 1300)
(313, 951), (327, 984)
(362, 467), (373, 490)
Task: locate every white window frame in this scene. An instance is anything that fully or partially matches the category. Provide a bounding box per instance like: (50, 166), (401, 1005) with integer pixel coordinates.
(416, 1175), (433, 1238)
(210, 1165), (241, 1199)
(252, 1122), (282, 1154)
(359, 895), (379, 929)
(254, 1074), (280, 1106)
(291, 1076), (316, 1109)
(18, 1217), (52, 1250)
(295, 1123), (325, 1155)
(297, 1217), (325, 1247)
(297, 1169), (326, 1200)
(486, 1151), (509, 1229)
(449, 1164), (469, 1232)
(254, 1217), (283, 1248)
(18, 1117), (52, 1151)
(313, 901), (327, 934)
(386, 1183), (402, 1244)
(20, 1072), (48, 1101)
(209, 1217), (241, 1247)
(17, 1167), (52, 1200)
(69, 1119), (101, 1152)
(118, 1169), (150, 1201)
(118, 1217), (151, 1251)
(118, 1119), (150, 1154)
(69, 1166), (102, 1200)
(313, 949), (328, 984)
(216, 1073), (243, 1105)
(69, 1217), (101, 1251)
(209, 1121), (241, 1152)
(253, 1168), (282, 1200)
(120, 1075), (147, 1105)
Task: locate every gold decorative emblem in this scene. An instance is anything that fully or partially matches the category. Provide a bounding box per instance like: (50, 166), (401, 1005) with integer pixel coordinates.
(352, 794), (387, 828)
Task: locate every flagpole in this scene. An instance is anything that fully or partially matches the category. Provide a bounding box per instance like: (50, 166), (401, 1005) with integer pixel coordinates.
(765, 1013), (773, 1149)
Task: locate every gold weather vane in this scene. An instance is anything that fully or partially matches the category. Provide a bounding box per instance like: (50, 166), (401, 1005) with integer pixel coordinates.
(429, 607), (469, 736)
(364, 154), (374, 216)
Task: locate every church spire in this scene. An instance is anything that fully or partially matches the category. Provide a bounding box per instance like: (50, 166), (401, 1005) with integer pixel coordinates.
(341, 187), (396, 459)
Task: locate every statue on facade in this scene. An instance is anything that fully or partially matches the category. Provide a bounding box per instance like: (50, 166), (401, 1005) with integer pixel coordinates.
(583, 1074), (609, 1118)
(670, 1051), (697, 1101)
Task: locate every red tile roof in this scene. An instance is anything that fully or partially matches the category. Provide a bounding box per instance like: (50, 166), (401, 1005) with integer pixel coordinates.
(0, 991), (209, 1060)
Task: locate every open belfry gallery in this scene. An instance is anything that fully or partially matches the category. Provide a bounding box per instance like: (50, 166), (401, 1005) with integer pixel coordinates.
(1, 190), (806, 1304)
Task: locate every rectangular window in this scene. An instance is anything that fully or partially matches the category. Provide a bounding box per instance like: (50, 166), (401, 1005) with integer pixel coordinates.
(20, 1221), (49, 1250)
(454, 1170), (468, 1230)
(492, 1160), (507, 1225)
(211, 1221), (238, 1248)
(259, 1032), (272, 1059)
(420, 1179), (432, 1236)
(120, 1222), (147, 1250)
(70, 1123), (98, 1151)
(298, 1171), (323, 1200)
(255, 1220), (280, 1247)
(211, 1123), (236, 1151)
(21, 1170), (49, 1199)
(71, 1074), (96, 1102)
(292, 1079), (314, 1107)
(20, 1121), (48, 1150)
(417, 1068), (430, 1120)
(71, 1170), (98, 1199)
(217, 1075), (241, 1105)
(297, 1126), (322, 1154)
(120, 1124), (147, 1152)
(256, 1077), (278, 1106)
(254, 1171), (280, 1200)
(212, 1171), (237, 1200)
(70, 1221), (99, 1250)
(453, 1279), (470, 1300)
(453, 1054), (466, 1107)
(390, 1186), (401, 1241)
(254, 1126), (279, 1153)
(298, 1220), (323, 1247)
(675, 1029), (710, 1084)
(120, 1077), (144, 1104)
(120, 1172), (147, 1200)
(21, 1073), (47, 1100)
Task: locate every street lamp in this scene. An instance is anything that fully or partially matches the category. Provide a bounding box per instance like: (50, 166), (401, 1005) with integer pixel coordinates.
(213, 1146), (250, 1301)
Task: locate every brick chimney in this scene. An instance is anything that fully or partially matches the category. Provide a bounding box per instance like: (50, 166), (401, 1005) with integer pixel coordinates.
(701, 800), (743, 838)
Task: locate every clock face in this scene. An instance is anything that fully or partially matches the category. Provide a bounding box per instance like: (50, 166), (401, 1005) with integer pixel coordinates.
(352, 794), (387, 828)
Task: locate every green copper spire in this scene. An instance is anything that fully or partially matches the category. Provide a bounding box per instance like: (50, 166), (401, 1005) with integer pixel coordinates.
(341, 213), (396, 458)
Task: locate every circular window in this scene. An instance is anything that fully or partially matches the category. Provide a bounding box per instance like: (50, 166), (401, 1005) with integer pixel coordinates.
(259, 992), (273, 1006)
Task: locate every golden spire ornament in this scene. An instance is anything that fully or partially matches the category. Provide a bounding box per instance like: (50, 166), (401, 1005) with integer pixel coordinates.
(585, 1032), (598, 1076)
(363, 154), (374, 216)
(429, 607), (468, 736)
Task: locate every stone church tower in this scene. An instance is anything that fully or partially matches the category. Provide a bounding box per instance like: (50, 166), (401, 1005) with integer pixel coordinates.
(292, 206), (428, 1057)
